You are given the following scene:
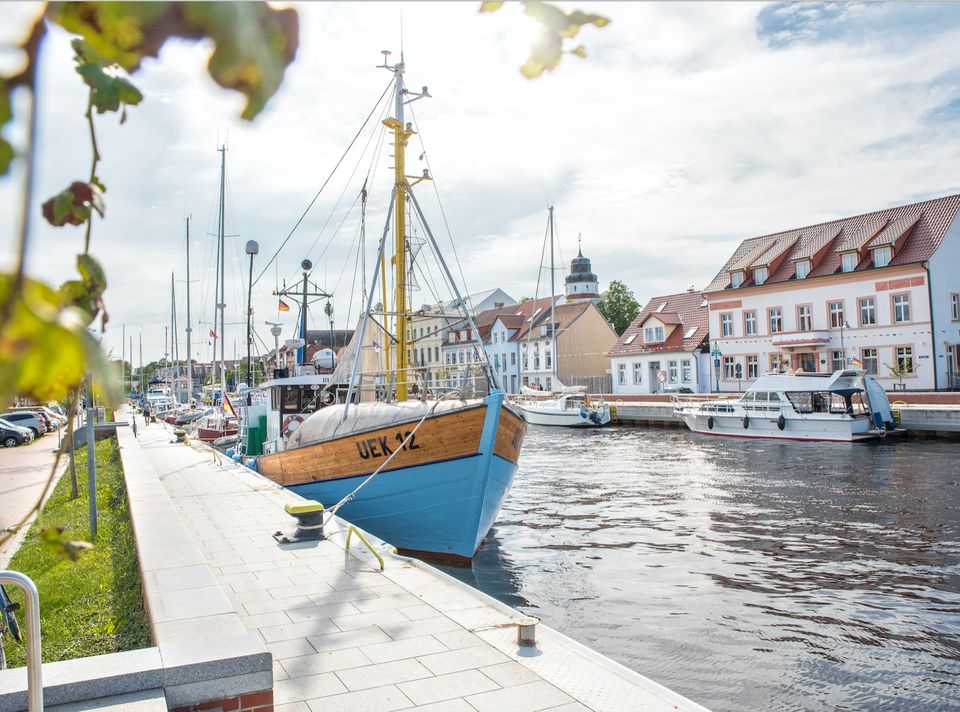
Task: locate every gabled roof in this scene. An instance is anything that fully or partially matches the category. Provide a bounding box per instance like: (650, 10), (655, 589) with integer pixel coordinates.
(515, 300), (591, 341)
(609, 290), (708, 356)
(705, 194), (960, 293)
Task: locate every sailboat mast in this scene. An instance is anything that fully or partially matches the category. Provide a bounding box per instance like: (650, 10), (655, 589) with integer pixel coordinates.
(171, 272), (179, 401)
(549, 205), (557, 384)
(217, 144), (227, 404)
(185, 216), (193, 403)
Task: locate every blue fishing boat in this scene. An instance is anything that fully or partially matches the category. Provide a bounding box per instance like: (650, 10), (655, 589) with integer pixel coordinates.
(245, 51), (526, 562)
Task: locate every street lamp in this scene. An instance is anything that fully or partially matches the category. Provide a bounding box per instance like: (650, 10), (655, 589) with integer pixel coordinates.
(840, 319), (850, 370)
(245, 240), (259, 385)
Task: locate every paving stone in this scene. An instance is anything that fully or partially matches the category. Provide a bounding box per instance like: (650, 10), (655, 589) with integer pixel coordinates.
(544, 703), (593, 711)
(241, 610), (293, 630)
(149, 585), (234, 624)
(332, 608), (410, 632)
(232, 575), (293, 593)
(147, 564), (218, 592)
(243, 595), (313, 615)
(275, 702), (309, 712)
(260, 619), (340, 643)
(351, 593), (423, 613)
(304, 685), (413, 712)
(269, 582), (337, 599)
(307, 588), (381, 607)
(266, 637), (318, 660)
(360, 635), (448, 664)
(432, 630), (488, 651)
(416, 645), (512, 677)
(398, 669), (500, 706)
(398, 699), (475, 712)
(380, 616), (463, 640)
(286, 601), (362, 623)
(398, 604), (442, 621)
(153, 613), (247, 646)
(308, 626), (392, 653)
(274, 673), (348, 705)
(280, 648), (373, 679)
(273, 659), (290, 682)
(464, 680), (574, 712)
(334, 658), (434, 692)
(479, 661), (541, 688)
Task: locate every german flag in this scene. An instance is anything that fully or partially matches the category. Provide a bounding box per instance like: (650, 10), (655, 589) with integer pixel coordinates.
(278, 299), (290, 312)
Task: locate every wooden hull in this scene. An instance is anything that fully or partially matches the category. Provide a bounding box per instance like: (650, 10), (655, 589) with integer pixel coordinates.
(255, 394), (526, 559)
(197, 426), (238, 442)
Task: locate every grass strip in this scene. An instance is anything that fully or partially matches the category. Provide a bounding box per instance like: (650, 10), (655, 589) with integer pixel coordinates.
(2, 435), (150, 666)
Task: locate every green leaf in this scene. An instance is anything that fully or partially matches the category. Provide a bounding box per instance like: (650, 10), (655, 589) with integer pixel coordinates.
(49, 2), (300, 121)
(61, 253), (109, 328)
(479, 2), (505, 12)
(0, 273), (121, 411)
(0, 80), (12, 174)
(42, 181), (104, 227)
(39, 527), (93, 562)
(74, 51), (143, 114)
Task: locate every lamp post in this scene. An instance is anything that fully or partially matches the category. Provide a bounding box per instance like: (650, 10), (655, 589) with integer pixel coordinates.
(711, 344), (722, 393)
(840, 319), (850, 369)
(245, 240), (259, 385)
(324, 300), (334, 369)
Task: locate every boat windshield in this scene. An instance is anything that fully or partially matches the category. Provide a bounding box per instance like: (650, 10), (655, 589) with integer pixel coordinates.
(784, 391), (856, 415)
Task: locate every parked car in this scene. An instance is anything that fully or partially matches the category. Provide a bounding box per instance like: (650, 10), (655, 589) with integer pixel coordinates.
(658, 385), (694, 394)
(0, 411), (46, 437)
(0, 418), (33, 447)
(21, 405), (65, 429)
(12, 406), (57, 431)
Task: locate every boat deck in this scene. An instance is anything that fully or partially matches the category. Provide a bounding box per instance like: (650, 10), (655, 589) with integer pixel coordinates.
(129, 415), (708, 711)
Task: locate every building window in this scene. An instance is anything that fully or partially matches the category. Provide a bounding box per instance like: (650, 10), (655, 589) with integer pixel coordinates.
(859, 297), (876, 326)
(633, 363), (642, 384)
(618, 363), (626, 385)
(796, 260), (811, 279)
(828, 301), (844, 329)
(510, 352), (516, 366)
(723, 356), (736, 379)
(753, 267), (768, 285)
(861, 347), (878, 375)
(841, 252), (858, 273)
(458, 352), (464, 364)
(797, 304), (813, 331)
(896, 346), (914, 373)
(644, 326), (665, 342)
(873, 246), (892, 267)
(952, 294), (960, 321)
(435, 347), (440, 362)
(682, 360), (692, 383)
(546, 351), (552, 368)
(746, 355), (758, 379)
(494, 354), (500, 369)
(744, 310), (757, 336)
(892, 293), (911, 323)
(831, 350), (845, 372)
(769, 353), (786, 372)
(668, 360), (678, 383)
(798, 352), (817, 372)
(730, 271), (744, 288)
(720, 313), (733, 337)
(768, 307), (783, 334)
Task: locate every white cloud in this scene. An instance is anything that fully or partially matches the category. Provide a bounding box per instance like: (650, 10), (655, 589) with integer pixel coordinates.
(2, 2), (960, 363)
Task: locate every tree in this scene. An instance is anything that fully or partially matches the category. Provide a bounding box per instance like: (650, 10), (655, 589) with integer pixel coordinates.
(598, 280), (640, 336)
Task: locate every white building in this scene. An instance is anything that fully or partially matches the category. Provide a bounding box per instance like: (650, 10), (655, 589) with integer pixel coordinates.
(608, 290), (710, 394)
(704, 193), (960, 392)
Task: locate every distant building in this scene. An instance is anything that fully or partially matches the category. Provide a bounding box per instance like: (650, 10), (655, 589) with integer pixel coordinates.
(704, 193), (960, 392)
(608, 290), (710, 394)
(565, 240), (601, 303)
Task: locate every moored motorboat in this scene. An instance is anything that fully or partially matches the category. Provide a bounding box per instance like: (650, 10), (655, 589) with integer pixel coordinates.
(673, 369), (899, 442)
(514, 389), (610, 427)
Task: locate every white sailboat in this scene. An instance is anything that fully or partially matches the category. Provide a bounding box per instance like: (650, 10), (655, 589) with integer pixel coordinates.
(513, 207), (610, 427)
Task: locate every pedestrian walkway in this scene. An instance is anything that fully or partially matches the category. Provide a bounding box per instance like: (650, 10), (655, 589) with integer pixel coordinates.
(129, 417), (708, 712)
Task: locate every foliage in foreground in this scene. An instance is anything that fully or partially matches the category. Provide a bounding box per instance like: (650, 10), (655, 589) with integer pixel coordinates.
(3, 436), (149, 666)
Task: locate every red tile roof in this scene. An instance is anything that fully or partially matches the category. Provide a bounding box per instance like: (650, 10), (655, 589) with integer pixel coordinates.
(705, 194), (960, 293)
(608, 290), (708, 356)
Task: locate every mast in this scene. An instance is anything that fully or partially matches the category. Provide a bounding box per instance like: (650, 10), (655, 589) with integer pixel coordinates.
(217, 144), (227, 405)
(171, 272), (179, 402)
(129, 333), (133, 394)
(549, 205), (557, 385)
(122, 323), (126, 394)
(185, 216), (193, 403)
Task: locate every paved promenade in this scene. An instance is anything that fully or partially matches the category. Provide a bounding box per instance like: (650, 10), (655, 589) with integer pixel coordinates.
(130, 416), (707, 712)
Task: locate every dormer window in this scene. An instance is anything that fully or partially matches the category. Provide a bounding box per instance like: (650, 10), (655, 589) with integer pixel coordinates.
(753, 267), (768, 285)
(795, 260), (811, 279)
(730, 271), (744, 288)
(644, 326), (665, 343)
(841, 252), (858, 273)
(873, 246), (892, 267)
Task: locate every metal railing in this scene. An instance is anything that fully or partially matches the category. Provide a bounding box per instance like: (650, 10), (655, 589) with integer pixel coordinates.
(0, 571), (42, 711)
(345, 526), (386, 571)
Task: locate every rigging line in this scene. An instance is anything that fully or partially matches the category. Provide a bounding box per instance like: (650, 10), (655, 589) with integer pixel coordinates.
(332, 202), (365, 299)
(307, 188), (363, 288)
(299, 99), (393, 284)
(406, 102), (473, 307)
(254, 76), (396, 287)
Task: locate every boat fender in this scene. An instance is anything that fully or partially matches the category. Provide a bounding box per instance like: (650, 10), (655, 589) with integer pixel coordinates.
(246, 458), (258, 472)
(225, 447), (234, 459)
(231, 452), (242, 462)
(777, 414), (786, 431)
(589, 410), (602, 425)
(742, 416), (749, 429)
(282, 414), (305, 436)
(707, 416), (714, 430)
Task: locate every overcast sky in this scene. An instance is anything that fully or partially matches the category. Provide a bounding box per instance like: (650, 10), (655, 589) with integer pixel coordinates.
(2, 1), (960, 364)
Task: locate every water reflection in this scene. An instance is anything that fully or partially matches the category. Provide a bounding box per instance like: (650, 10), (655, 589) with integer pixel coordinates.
(441, 426), (960, 712)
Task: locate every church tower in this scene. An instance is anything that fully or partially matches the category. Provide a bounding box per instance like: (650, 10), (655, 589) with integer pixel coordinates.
(565, 234), (601, 303)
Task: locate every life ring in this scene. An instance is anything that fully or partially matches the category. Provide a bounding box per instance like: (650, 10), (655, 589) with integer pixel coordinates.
(282, 414), (305, 436)
(742, 416), (750, 429)
(707, 416), (714, 430)
(777, 414), (786, 431)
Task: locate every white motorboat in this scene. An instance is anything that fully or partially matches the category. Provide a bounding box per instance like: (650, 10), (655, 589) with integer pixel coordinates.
(673, 369), (899, 442)
(514, 389), (611, 427)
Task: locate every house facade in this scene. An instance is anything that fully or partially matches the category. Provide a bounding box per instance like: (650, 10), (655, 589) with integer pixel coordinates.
(704, 194), (960, 392)
(608, 290), (711, 394)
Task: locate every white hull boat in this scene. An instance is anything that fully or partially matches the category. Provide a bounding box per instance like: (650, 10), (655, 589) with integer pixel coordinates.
(673, 369), (899, 442)
(515, 393), (611, 427)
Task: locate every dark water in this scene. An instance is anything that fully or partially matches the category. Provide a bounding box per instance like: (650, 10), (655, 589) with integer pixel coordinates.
(439, 426), (960, 711)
